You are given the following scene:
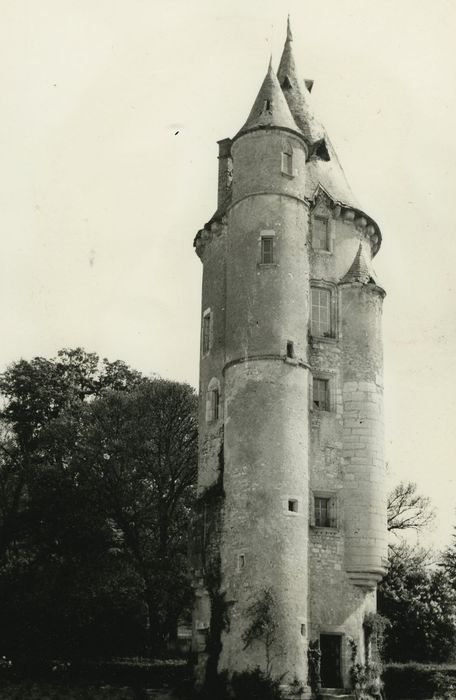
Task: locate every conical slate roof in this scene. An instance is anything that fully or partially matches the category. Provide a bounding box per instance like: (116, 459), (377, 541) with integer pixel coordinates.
(277, 18), (360, 210)
(277, 18), (324, 145)
(236, 60), (302, 138)
(340, 244), (376, 284)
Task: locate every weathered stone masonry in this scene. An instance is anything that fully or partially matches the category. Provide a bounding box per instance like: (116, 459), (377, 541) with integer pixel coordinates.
(192, 19), (388, 695)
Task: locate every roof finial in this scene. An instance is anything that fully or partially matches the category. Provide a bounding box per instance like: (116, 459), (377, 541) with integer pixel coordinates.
(287, 14), (293, 42)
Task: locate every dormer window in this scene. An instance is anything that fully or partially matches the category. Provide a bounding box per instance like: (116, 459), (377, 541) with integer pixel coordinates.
(312, 217), (330, 251)
(314, 139), (330, 161)
(263, 99), (272, 113)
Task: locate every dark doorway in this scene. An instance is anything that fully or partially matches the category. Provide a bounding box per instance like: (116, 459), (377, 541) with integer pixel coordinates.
(320, 634), (342, 688)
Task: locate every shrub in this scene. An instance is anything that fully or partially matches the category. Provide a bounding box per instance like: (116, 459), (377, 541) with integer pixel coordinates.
(383, 663), (456, 700)
(230, 668), (284, 700)
(434, 671), (456, 700)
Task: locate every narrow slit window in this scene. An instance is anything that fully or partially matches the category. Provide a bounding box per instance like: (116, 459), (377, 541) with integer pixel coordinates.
(209, 388), (219, 422)
(206, 378), (221, 423)
(313, 378), (329, 411)
(311, 287), (332, 337)
(287, 341), (294, 358)
(261, 236), (274, 264)
(202, 311), (212, 354)
(281, 151), (293, 176)
(238, 554), (245, 570)
(301, 624), (306, 636)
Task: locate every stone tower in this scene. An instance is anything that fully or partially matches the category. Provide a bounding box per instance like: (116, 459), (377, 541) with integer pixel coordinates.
(192, 19), (388, 695)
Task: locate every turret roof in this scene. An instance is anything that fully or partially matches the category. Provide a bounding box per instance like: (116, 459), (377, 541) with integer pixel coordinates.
(277, 18), (360, 211)
(340, 243), (376, 284)
(277, 17), (324, 145)
(235, 60), (302, 138)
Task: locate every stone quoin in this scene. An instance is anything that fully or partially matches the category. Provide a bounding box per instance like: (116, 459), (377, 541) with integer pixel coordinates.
(191, 18), (388, 696)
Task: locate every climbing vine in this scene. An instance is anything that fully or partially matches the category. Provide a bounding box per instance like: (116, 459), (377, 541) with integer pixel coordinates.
(307, 639), (322, 696)
(195, 467), (228, 692)
(242, 587), (278, 677)
(347, 635), (383, 700)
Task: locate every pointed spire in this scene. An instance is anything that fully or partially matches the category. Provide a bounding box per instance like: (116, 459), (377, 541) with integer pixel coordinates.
(235, 60), (302, 138)
(287, 14), (293, 41)
(340, 244), (376, 285)
(277, 18), (361, 211)
(277, 18), (324, 145)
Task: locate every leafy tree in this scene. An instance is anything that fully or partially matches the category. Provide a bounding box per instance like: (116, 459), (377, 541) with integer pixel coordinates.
(387, 481), (435, 535)
(0, 349), (197, 659)
(441, 526), (456, 585)
(77, 379), (198, 650)
(377, 543), (456, 662)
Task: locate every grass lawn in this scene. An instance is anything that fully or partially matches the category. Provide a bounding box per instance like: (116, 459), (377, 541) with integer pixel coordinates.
(0, 682), (179, 699)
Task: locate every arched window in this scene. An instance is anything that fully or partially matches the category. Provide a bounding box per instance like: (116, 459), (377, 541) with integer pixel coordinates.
(206, 378), (221, 423)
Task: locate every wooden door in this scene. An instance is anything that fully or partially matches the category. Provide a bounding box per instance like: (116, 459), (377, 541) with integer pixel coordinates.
(320, 634), (342, 688)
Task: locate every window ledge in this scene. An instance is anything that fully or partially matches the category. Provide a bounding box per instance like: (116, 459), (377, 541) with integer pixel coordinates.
(284, 356), (298, 366)
(311, 335), (338, 345)
(257, 263), (279, 269)
(281, 171), (295, 179)
(285, 510), (301, 517)
(310, 525), (339, 533)
(312, 249), (333, 255)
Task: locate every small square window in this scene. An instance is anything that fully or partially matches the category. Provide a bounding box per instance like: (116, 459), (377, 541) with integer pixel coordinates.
(281, 151), (293, 176)
(261, 236), (274, 264)
(288, 499), (298, 513)
(313, 217), (330, 251)
(314, 496), (337, 528)
(313, 378), (329, 411)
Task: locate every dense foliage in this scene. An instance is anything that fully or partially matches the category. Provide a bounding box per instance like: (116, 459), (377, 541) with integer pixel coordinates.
(377, 543), (456, 662)
(442, 527), (456, 585)
(0, 349), (197, 660)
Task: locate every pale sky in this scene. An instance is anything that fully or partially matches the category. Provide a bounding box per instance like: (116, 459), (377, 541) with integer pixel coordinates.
(1, 0), (455, 548)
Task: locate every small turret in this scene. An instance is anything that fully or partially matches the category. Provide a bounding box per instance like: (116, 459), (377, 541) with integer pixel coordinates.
(235, 60), (302, 138)
(231, 58), (308, 206)
(340, 243), (376, 285)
